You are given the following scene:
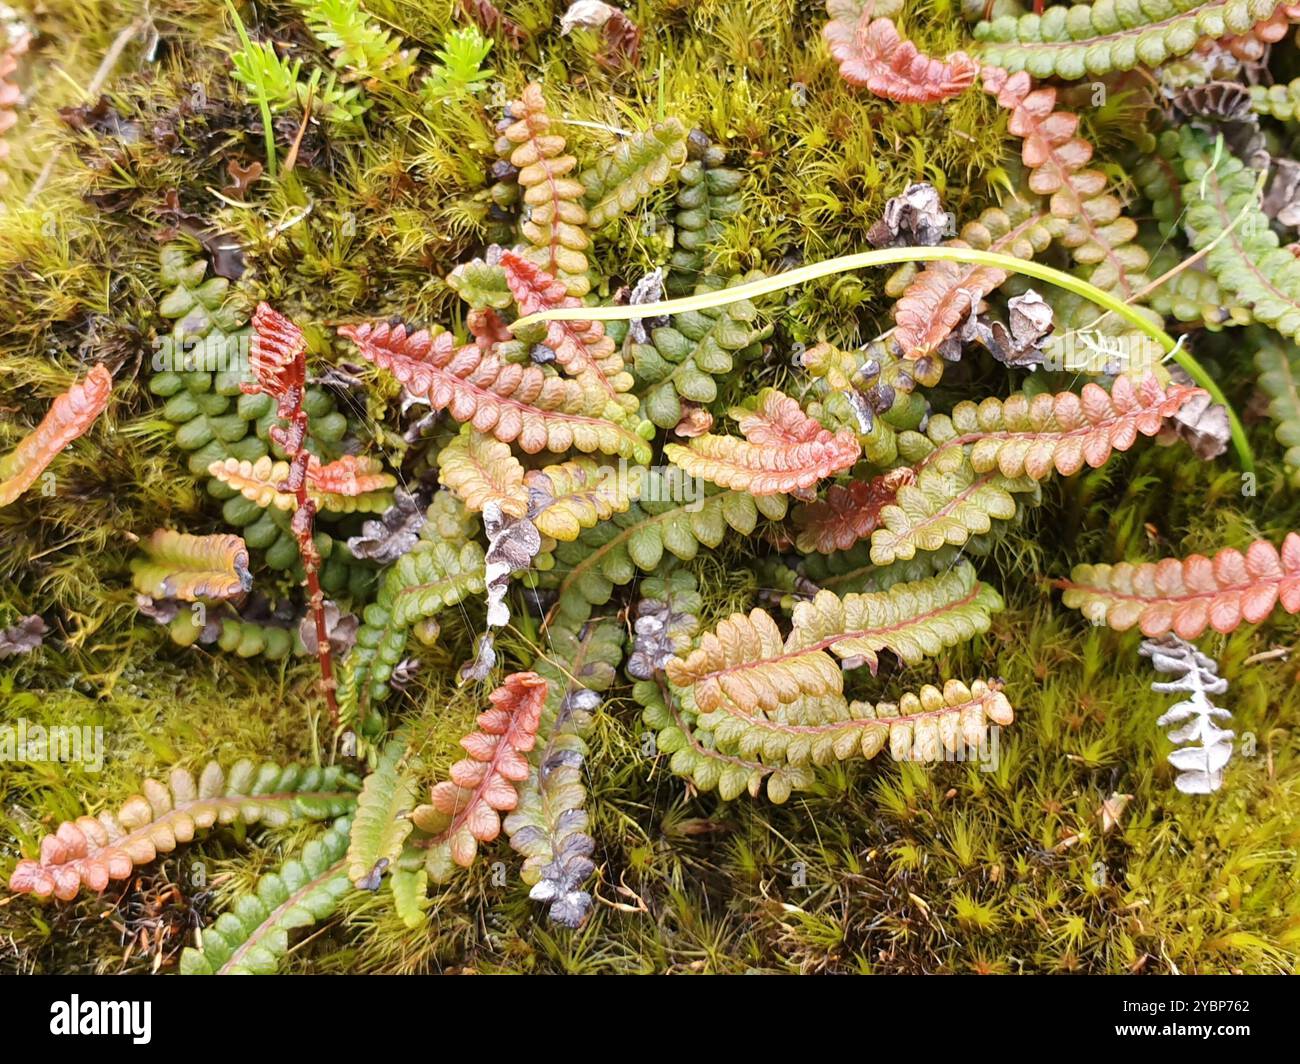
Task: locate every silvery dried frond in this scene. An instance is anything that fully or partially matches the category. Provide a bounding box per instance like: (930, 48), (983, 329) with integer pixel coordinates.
(1139, 634), (1233, 794)
(347, 488), (427, 563)
(459, 502), (541, 682)
(627, 266), (666, 343)
(956, 290), (1055, 368)
(867, 182), (949, 248)
(390, 657), (421, 691)
(626, 576), (701, 680)
(0, 615), (47, 658)
(529, 823), (596, 928)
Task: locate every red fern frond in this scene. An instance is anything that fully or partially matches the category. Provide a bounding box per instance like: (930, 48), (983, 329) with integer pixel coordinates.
(793, 469), (914, 554)
(338, 321), (651, 463)
(246, 302), (307, 400)
(824, 7), (977, 103)
(413, 673), (548, 875)
(0, 364), (113, 508)
(500, 251), (635, 410)
(0, 33), (29, 166)
(1059, 534), (1300, 639)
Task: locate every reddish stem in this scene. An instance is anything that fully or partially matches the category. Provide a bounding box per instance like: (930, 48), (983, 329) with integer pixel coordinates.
(278, 396), (340, 729)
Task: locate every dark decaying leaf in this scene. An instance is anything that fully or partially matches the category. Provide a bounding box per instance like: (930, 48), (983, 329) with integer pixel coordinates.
(867, 182), (949, 249)
(1263, 157), (1300, 228)
(0, 615), (48, 658)
(347, 488), (427, 564)
(1158, 369), (1230, 460)
(298, 601), (360, 658)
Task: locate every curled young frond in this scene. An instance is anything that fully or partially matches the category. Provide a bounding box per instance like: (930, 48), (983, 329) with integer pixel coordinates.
(411, 672), (548, 881)
(435, 427), (528, 517)
(131, 529), (253, 601)
(9, 762), (359, 900)
(0, 364), (113, 508)
(1059, 533), (1300, 638)
(340, 322), (651, 463)
(0, 33), (29, 171)
(664, 389), (859, 496)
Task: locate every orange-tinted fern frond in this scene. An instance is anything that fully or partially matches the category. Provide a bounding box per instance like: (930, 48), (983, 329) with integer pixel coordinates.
(664, 389), (859, 496)
(1059, 533), (1300, 639)
(824, 5), (978, 103)
(412, 673), (548, 880)
(0, 364), (112, 508)
(338, 321), (652, 463)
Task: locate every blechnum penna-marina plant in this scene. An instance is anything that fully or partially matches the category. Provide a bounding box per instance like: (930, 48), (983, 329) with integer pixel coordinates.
(2, 0), (1300, 974)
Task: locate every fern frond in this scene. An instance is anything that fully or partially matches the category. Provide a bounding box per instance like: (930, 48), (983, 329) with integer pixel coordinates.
(412, 672), (548, 880)
(869, 458), (1032, 566)
(497, 82), (591, 296)
(1059, 533), (1300, 637)
(925, 374), (1204, 480)
(526, 458), (643, 540)
(208, 454), (396, 513)
(974, 0), (1286, 79)
(1176, 126), (1300, 343)
(633, 273), (772, 429)
(793, 470), (912, 554)
(890, 199), (1058, 360)
(9, 762), (359, 900)
(338, 541), (487, 722)
(698, 678), (1012, 766)
(435, 427), (528, 517)
(983, 67), (1149, 304)
(339, 321), (651, 463)
(505, 620), (622, 928)
(664, 389), (860, 496)
(501, 251), (635, 409)
(666, 563), (1002, 713)
(542, 483), (788, 625)
(580, 119), (689, 228)
(130, 530), (253, 601)
(823, 8), (978, 103)
(667, 137), (745, 295)
(0, 364), (113, 507)
(1253, 333), (1300, 484)
(180, 818), (352, 974)
(346, 739), (420, 888)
